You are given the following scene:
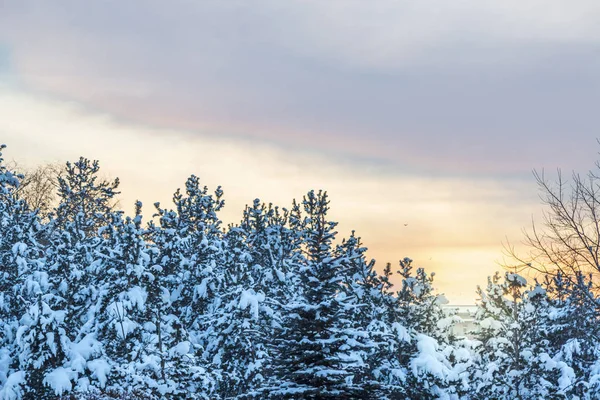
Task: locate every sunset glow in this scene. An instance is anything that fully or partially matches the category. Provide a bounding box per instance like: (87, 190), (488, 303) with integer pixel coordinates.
(1, 1), (599, 304)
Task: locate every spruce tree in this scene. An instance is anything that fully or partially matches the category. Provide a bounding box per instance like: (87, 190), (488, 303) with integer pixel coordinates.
(270, 190), (366, 399)
(94, 203), (161, 398)
(392, 258), (460, 399)
(543, 272), (600, 398)
(150, 175), (225, 397)
(0, 146), (47, 398)
(334, 232), (386, 397)
(154, 175), (225, 333)
(35, 158), (119, 395)
(201, 225), (265, 398)
(472, 272), (567, 399)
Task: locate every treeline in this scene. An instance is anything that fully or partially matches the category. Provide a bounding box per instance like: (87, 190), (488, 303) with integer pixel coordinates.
(0, 146), (599, 399)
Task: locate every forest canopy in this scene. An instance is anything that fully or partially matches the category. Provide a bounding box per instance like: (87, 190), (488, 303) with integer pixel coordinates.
(0, 145), (600, 399)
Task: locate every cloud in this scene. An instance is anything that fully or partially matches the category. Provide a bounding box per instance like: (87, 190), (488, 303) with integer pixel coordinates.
(0, 85), (541, 303)
(1, 2), (599, 303)
(251, 0), (600, 70)
(1, 1), (599, 175)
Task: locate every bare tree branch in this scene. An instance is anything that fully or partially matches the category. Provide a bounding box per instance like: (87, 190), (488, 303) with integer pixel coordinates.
(506, 155), (600, 308)
(10, 162), (62, 219)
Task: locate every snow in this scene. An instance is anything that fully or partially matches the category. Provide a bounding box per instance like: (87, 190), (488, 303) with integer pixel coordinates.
(11, 243), (27, 257)
(43, 367), (74, 396)
(170, 341), (191, 357)
(87, 359), (111, 388)
(238, 290), (265, 320)
(557, 362), (576, 390)
(195, 278), (210, 299)
(107, 302), (139, 339)
(561, 339), (581, 362)
(69, 334), (102, 374)
(391, 322), (411, 342)
(506, 273), (527, 286)
(125, 286), (147, 311)
(0, 372), (25, 400)
(479, 317), (503, 331)
(411, 334), (449, 380)
(528, 284), (546, 298)
(437, 316), (457, 330)
(435, 294), (449, 305)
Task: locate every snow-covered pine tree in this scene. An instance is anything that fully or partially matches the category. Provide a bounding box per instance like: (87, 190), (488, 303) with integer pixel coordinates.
(150, 175), (226, 397)
(202, 201), (274, 398)
(149, 214), (212, 399)
(47, 157), (119, 342)
(0, 145), (38, 340)
(205, 200), (305, 399)
(200, 224), (268, 399)
(348, 261), (411, 399)
(389, 258), (463, 399)
(333, 231), (387, 397)
(0, 146), (48, 399)
(542, 272), (600, 398)
(269, 190), (370, 399)
(236, 200), (307, 398)
(93, 202), (162, 398)
(396, 259), (453, 342)
(472, 272), (569, 399)
(10, 157), (119, 398)
(239, 200), (303, 301)
(53, 158), (119, 232)
(240, 201), (281, 306)
(154, 176), (225, 334)
(16, 281), (71, 399)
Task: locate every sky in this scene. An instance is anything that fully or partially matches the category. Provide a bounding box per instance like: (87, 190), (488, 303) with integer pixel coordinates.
(1, 1), (599, 304)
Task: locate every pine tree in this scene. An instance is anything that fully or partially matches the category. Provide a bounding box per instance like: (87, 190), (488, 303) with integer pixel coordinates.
(53, 158), (119, 232)
(334, 232), (386, 397)
(543, 272), (600, 398)
(148, 214), (210, 399)
(204, 201), (272, 398)
(269, 190), (368, 399)
(0, 146), (48, 398)
(396, 259), (453, 342)
(233, 200), (306, 398)
(472, 272), (568, 399)
(154, 175), (225, 332)
(150, 175), (225, 398)
(391, 258), (460, 399)
(94, 203), (161, 398)
(49, 157), (119, 341)
(355, 262), (411, 399)
(199, 225), (261, 398)
(24, 158), (121, 395)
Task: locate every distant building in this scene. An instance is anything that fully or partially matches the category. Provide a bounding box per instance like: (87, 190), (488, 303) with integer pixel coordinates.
(445, 305), (478, 338)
